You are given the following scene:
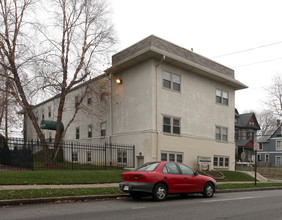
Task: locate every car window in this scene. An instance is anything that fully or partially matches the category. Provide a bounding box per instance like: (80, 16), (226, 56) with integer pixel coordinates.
(136, 162), (160, 171)
(163, 163), (180, 174)
(178, 163), (194, 175)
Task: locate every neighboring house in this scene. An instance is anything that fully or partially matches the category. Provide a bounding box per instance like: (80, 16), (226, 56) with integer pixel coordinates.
(235, 109), (261, 162)
(257, 122), (282, 166)
(23, 35), (247, 170)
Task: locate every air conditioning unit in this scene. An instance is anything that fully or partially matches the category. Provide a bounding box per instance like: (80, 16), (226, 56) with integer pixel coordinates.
(198, 156), (212, 171)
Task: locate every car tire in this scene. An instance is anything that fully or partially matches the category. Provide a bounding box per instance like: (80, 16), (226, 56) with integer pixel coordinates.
(152, 183), (167, 201)
(203, 182), (214, 198)
(130, 192), (142, 199)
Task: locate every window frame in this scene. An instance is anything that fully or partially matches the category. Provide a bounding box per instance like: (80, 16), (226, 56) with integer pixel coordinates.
(163, 116), (181, 135)
(117, 149), (127, 164)
(216, 126), (228, 142)
(216, 89), (229, 106)
(275, 156), (282, 166)
(101, 122), (106, 137)
(162, 71), (181, 92)
(75, 127), (80, 140)
(87, 152), (92, 163)
(72, 152), (78, 162)
(88, 124), (92, 138)
(213, 155), (230, 168)
(161, 151), (183, 163)
(87, 94), (92, 105)
(276, 140), (282, 151)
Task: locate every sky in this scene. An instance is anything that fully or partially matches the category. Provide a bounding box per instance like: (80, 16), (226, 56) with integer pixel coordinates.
(111, 0), (282, 114)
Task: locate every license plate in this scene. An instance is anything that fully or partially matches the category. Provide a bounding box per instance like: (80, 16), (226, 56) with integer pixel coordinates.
(124, 186), (129, 191)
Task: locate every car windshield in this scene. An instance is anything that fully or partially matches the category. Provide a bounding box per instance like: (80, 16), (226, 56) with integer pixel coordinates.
(136, 162), (160, 171)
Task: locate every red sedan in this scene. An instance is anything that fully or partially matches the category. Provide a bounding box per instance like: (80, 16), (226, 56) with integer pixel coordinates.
(119, 161), (217, 201)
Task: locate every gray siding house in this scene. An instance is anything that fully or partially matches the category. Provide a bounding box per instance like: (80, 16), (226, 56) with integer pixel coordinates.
(257, 123), (282, 166)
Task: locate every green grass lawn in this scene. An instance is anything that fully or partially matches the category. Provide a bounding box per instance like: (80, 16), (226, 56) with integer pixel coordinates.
(0, 187), (121, 200)
(219, 171), (255, 182)
(0, 170), (125, 185)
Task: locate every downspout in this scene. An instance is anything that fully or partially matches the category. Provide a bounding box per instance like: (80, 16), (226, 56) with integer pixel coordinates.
(155, 55), (166, 161)
(109, 73), (113, 144)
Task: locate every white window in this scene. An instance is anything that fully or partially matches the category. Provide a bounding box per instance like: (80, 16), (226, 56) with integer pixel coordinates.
(216, 89), (229, 105)
(118, 150), (127, 163)
(163, 71), (181, 92)
(265, 154), (269, 162)
(276, 156), (282, 166)
(257, 154), (261, 161)
(216, 126), (228, 142)
(42, 109), (45, 120)
(163, 116), (180, 135)
(259, 143), (263, 151)
(277, 140), (282, 151)
(161, 152), (183, 163)
(213, 156), (229, 168)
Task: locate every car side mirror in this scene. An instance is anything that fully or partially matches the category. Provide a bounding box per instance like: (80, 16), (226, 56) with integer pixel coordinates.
(194, 171), (199, 176)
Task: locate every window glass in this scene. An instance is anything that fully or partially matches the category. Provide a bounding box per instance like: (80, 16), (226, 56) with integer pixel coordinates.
(172, 75), (180, 91)
(163, 72), (171, 89)
(136, 162), (160, 171)
(213, 157), (218, 166)
(178, 163), (194, 175)
(177, 154), (183, 163)
(76, 127), (80, 139)
(277, 141), (282, 150)
(87, 94), (92, 105)
(165, 163), (180, 174)
(161, 153), (167, 161)
(222, 128), (228, 141)
(224, 158), (229, 167)
(88, 125), (92, 138)
(169, 154), (175, 162)
(216, 126), (221, 141)
(162, 165), (169, 174)
(101, 122), (106, 137)
(222, 91), (229, 105)
(219, 157), (224, 166)
(87, 152), (91, 162)
(163, 117), (171, 133)
(173, 118), (180, 134)
(216, 89), (222, 103)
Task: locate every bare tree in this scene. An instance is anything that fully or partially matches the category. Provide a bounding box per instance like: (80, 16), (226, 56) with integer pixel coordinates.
(0, 0), (50, 162)
(264, 74), (282, 118)
(0, 0), (115, 163)
(38, 0), (115, 162)
(256, 110), (278, 136)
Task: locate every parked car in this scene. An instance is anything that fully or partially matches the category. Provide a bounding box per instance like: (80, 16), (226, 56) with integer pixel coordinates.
(119, 161), (217, 201)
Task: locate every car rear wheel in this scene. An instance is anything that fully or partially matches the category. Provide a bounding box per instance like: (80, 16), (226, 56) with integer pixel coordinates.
(203, 182), (214, 198)
(152, 183), (167, 201)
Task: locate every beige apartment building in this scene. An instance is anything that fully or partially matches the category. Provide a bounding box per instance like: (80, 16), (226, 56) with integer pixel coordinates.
(24, 35), (247, 170)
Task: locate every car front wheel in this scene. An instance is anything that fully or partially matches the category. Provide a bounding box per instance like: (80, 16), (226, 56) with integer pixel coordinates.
(152, 183), (167, 201)
(203, 182), (214, 198)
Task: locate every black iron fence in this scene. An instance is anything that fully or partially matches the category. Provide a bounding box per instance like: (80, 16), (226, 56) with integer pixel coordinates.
(0, 138), (135, 170)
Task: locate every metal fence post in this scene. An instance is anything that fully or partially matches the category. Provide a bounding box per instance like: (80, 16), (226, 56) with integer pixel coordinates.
(71, 142), (73, 171)
(104, 142), (107, 170)
(133, 145), (135, 168)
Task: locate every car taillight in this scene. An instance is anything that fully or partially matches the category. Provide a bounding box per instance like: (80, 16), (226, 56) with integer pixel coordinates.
(134, 174), (146, 180)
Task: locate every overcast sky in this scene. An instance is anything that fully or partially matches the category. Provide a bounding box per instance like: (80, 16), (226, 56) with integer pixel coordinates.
(111, 0), (282, 114)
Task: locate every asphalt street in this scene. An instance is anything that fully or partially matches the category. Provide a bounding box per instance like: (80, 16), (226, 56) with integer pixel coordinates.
(1, 190), (282, 220)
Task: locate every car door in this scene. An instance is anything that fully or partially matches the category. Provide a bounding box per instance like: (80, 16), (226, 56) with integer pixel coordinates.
(177, 163), (202, 193)
(162, 162), (185, 193)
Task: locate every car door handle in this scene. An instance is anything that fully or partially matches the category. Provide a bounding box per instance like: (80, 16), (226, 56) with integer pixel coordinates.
(184, 177), (188, 180)
(164, 177), (168, 179)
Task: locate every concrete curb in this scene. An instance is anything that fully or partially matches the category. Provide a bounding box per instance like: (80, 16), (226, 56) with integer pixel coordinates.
(0, 194), (129, 206)
(2, 187), (282, 206)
